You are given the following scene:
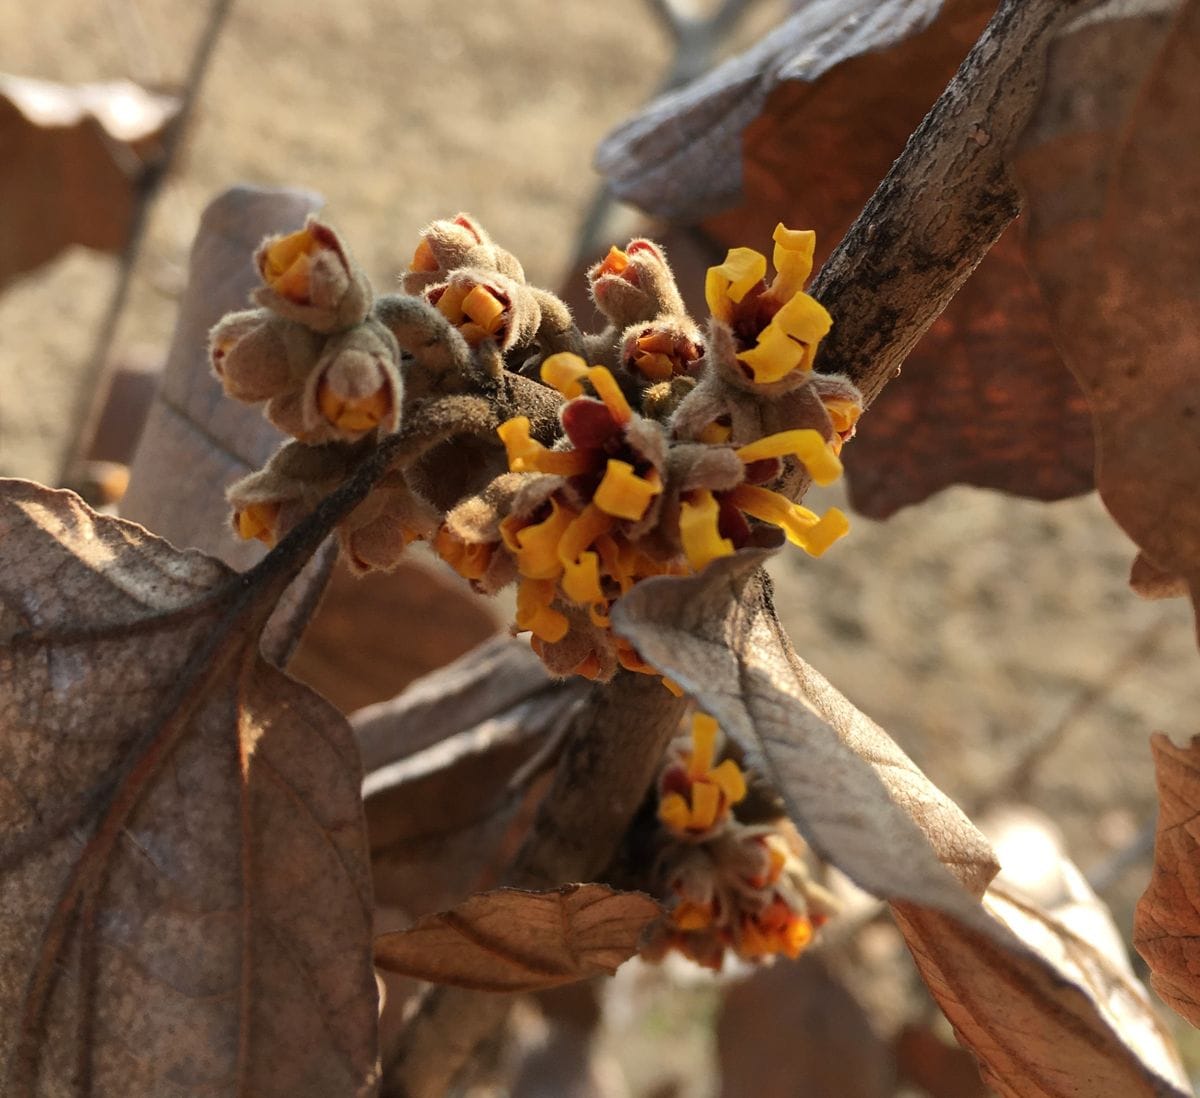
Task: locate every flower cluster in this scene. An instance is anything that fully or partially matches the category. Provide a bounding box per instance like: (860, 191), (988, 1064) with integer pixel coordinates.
(211, 213), (862, 673)
(642, 713), (837, 969)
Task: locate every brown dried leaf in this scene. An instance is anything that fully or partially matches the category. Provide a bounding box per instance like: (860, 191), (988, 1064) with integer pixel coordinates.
(287, 555), (499, 714)
(1015, 0), (1200, 626)
(373, 884), (661, 992)
(0, 76), (177, 286)
(361, 638), (586, 917)
(0, 481), (377, 1097)
(897, 883), (1190, 1098)
(717, 955), (893, 1098)
(1135, 733), (1200, 1028)
(836, 232), (1095, 518)
(611, 552), (1190, 1097)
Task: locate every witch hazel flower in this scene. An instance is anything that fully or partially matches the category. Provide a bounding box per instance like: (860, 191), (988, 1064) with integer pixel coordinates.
(644, 711), (838, 969)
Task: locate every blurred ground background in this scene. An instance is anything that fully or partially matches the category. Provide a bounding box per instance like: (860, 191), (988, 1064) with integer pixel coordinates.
(3, 1), (1200, 1095)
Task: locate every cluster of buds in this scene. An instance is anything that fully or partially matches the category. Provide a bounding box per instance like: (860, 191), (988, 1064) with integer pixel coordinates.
(642, 713), (837, 969)
(211, 213), (862, 674)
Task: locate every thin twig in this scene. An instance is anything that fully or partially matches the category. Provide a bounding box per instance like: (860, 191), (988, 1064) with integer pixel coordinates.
(56, 0), (236, 488)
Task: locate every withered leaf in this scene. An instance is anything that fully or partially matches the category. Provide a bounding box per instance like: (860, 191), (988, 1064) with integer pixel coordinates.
(287, 555), (499, 714)
(0, 75), (178, 287)
(0, 481), (377, 1097)
(597, 0), (963, 222)
(1135, 733), (1200, 1028)
(373, 884), (661, 992)
(1015, 0), (1200, 627)
(612, 552), (1190, 1097)
(897, 884), (1190, 1098)
(362, 639), (584, 918)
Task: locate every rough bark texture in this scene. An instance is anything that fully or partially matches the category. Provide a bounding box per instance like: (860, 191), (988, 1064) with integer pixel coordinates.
(810, 0), (1085, 406)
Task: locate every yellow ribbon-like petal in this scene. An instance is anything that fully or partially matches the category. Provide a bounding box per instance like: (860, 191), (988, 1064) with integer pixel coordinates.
(513, 498), (576, 579)
(594, 460), (662, 521)
(541, 355), (632, 425)
(768, 224), (816, 302)
(689, 712), (719, 778)
(679, 490), (734, 571)
(705, 247), (767, 322)
(729, 485), (849, 557)
(515, 577), (569, 643)
(735, 428), (842, 487)
(561, 550), (603, 605)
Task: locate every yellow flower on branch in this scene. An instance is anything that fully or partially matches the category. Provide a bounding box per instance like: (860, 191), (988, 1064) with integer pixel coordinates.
(658, 713), (748, 836)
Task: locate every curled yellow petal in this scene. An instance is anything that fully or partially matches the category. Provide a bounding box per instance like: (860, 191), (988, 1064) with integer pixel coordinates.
(729, 485), (849, 557)
(690, 782), (721, 830)
(679, 490), (734, 572)
(461, 283), (506, 334)
(705, 247), (766, 321)
(541, 352), (591, 399)
(658, 792), (691, 833)
(317, 380), (392, 433)
(515, 577), (569, 643)
(434, 525), (492, 580)
(558, 503), (615, 567)
(261, 227), (318, 299)
(774, 291), (832, 346)
(737, 323), (806, 383)
(585, 365), (633, 425)
(541, 356), (633, 425)
(689, 712), (719, 779)
(235, 501), (280, 546)
(594, 460), (661, 521)
(594, 245), (629, 278)
(822, 397), (862, 436)
(735, 429), (843, 486)
(768, 224), (816, 302)
(497, 417), (592, 476)
(662, 677), (685, 697)
(561, 550), (603, 605)
(410, 237), (438, 272)
(711, 759), (748, 805)
(513, 498), (576, 579)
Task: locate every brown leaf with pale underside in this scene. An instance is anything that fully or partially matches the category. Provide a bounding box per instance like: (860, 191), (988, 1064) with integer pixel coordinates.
(373, 884), (661, 992)
(0, 481), (377, 1097)
(0, 76), (178, 287)
(1135, 734), (1200, 1028)
(1016, 0), (1200, 629)
(612, 551), (1190, 1098)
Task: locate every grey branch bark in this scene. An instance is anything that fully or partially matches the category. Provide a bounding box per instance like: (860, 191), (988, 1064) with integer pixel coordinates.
(811, 0), (1087, 406)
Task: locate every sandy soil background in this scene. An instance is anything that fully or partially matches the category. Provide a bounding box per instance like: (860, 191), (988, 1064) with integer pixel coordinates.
(4, 1), (1200, 1094)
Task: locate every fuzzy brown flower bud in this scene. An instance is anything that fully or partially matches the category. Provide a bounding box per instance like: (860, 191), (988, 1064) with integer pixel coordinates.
(253, 217), (373, 333)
